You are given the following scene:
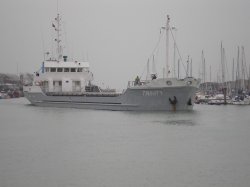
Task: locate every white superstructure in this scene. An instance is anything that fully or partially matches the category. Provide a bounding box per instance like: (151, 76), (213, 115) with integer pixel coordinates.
(34, 60), (93, 93)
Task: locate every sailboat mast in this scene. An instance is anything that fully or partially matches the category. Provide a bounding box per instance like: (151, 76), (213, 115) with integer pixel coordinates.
(221, 42), (227, 104)
(204, 59), (206, 82)
(232, 58), (234, 82)
(166, 15), (170, 78)
(186, 56), (189, 77)
(221, 42), (225, 84)
(210, 65), (211, 82)
(202, 50), (206, 83)
(241, 46), (246, 90)
(190, 58), (192, 77)
(236, 46), (240, 92)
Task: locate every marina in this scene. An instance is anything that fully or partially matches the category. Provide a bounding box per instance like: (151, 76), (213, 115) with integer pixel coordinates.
(195, 44), (250, 105)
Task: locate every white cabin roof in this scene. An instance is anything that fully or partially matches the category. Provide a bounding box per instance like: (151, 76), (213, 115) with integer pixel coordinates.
(44, 61), (90, 68)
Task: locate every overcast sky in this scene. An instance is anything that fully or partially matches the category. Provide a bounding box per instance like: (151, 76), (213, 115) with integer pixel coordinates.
(0, 0), (249, 89)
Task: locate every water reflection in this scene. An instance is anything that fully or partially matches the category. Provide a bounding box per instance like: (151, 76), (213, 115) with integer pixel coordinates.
(153, 119), (196, 126)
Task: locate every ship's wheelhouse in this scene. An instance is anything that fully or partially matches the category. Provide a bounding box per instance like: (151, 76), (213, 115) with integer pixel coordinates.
(34, 60), (93, 93)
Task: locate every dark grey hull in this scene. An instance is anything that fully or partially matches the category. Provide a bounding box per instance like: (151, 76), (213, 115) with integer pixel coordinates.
(24, 84), (198, 111)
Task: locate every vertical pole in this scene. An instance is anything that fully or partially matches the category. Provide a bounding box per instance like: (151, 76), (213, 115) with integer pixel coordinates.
(42, 62), (45, 73)
(232, 58), (234, 82)
(221, 42), (225, 83)
(204, 58), (206, 93)
(55, 13), (63, 62)
(190, 58), (192, 77)
(204, 59), (206, 83)
(57, 14), (60, 61)
(210, 65), (212, 94)
(186, 56), (189, 77)
(249, 65), (250, 92)
(152, 55), (156, 75)
(241, 46), (245, 90)
(172, 27), (177, 78)
(210, 65), (211, 82)
(173, 41), (176, 78)
(146, 59), (150, 80)
(178, 59), (180, 79)
(221, 42), (227, 104)
(236, 46), (240, 93)
(202, 50), (205, 83)
(16, 63), (19, 77)
(166, 15), (170, 78)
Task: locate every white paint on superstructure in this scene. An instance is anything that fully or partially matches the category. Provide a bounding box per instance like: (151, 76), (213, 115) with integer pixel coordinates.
(34, 60), (93, 93)
(44, 61), (90, 68)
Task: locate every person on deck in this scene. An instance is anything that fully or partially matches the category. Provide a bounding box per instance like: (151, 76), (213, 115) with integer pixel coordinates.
(134, 76), (141, 86)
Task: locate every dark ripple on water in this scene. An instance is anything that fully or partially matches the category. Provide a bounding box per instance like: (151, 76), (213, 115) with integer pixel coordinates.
(153, 119), (195, 126)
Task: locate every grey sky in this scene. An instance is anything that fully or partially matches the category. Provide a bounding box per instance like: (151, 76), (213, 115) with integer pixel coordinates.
(0, 0), (249, 89)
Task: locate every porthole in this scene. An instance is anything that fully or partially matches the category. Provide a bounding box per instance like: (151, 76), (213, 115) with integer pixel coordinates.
(166, 81), (172, 85)
(186, 81), (192, 85)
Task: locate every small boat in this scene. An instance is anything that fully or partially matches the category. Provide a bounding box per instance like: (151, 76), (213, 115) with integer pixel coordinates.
(231, 95), (250, 105)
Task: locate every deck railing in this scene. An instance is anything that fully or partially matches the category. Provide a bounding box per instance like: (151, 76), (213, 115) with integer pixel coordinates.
(127, 80), (149, 88)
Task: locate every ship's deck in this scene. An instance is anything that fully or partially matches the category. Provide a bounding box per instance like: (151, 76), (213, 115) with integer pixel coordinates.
(45, 92), (122, 97)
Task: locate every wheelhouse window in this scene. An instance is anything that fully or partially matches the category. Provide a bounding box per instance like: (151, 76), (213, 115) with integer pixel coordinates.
(51, 68), (56, 72)
(57, 68), (63, 72)
(64, 68), (69, 72)
(45, 68), (50, 72)
(71, 68), (76, 72)
(77, 68), (83, 72)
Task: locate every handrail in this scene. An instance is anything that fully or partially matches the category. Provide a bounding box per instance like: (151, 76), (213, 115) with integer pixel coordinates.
(127, 80), (150, 88)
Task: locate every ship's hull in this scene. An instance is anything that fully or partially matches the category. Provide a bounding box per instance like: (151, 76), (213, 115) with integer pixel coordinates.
(24, 79), (199, 111)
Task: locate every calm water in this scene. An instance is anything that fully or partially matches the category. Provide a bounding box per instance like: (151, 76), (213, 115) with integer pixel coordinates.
(0, 98), (250, 187)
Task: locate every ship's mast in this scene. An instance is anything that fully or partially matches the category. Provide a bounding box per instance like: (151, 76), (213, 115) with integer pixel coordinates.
(166, 15), (170, 78)
(53, 14), (63, 61)
(146, 59), (150, 80)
